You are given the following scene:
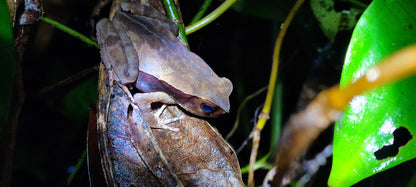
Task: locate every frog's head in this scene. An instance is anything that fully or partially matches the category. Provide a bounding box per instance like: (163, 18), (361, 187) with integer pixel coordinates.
(178, 77), (233, 118)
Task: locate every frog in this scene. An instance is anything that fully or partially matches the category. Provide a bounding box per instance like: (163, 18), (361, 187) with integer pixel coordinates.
(96, 1), (233, 118)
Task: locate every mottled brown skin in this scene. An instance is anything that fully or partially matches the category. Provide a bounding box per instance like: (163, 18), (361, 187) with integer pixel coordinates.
(96, 1), (232, 118)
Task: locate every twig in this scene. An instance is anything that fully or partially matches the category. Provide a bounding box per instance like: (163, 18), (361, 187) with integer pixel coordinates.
(236, 104), (264, 154)
(240, 153), (272, 174)
(188, 0), (213, 25)
(67, 150), (87, 185)
(37, 64), (100, 95)
(161, 0), (188, 45)
(248, 0), (305, 186)
(41, 17), (98, 48)
(185, 0), (237, 35)
(270, 44), (416, 186)
(226, 86), (267, 140)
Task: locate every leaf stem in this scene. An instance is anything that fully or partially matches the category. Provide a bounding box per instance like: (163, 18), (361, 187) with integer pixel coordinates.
(66, 150), (87, 185)
(40, 17), (98, 48)
(329, 44), (416, 110)
(37, 65), (99, 95)
(161, 0), (188, 45)
(188, 0), (213, 25)
(248, 0), (305, 186)
(240, 153), (272, 174)
(185, 0), (236, 35)
(226, 86), (267, 140)
(270, 44), (416, 186)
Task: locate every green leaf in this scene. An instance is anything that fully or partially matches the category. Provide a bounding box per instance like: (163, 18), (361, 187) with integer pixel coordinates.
(329, 0), (416, 186)
(310, 0), (362, 42)
(60, 76), (97, 118)
(270, 82), (282, 152)
(0, 0), (15, 133)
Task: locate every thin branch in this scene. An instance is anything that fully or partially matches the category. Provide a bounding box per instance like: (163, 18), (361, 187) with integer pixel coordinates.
(185, 0), (236, 35)
(270, 43), (416, 187)
(226, 86), (267, 140)
(240, 153), (272, 174)
(331, 44), (416, 110)
(161, 0), (188, 45)
(41, 17), (98, 48)
(37, 64), (100, 95)
(188, 0), (213, 25)
(248, 0), (305, 186)
(67, 150), (87, 185)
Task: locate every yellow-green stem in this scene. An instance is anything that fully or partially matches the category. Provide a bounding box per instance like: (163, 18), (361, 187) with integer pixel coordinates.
(248, 0), (305, 186)
(185, 0), (236, 35)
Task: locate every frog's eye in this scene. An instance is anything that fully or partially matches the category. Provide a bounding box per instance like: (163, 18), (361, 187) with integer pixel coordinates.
(200, 102), (214, 113)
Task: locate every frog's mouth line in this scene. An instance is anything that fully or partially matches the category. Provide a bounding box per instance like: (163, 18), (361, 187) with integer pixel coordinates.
(120, 71), (193, 115)
(122, 71), (226, 118)
(132, 70), (194, 103)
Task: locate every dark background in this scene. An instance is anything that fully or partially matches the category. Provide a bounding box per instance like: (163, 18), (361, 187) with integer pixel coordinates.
(7, 0), (416, 186)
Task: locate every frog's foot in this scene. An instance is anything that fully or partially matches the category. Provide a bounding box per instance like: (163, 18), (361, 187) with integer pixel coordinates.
(133, 92), (183, 131)
(153, 104), (184, 131)
(151, 115), (183, 131)
(154, 119), (182, 131)
(154, 103), (168, 117)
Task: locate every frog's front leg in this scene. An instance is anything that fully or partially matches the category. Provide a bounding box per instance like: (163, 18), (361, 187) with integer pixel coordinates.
(133, 92), (184, 131)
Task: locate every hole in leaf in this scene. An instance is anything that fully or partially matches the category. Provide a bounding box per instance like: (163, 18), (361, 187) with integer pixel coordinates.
(374, 127), (412, 160)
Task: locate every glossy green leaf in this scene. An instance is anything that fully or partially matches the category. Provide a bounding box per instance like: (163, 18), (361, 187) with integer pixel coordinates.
(0, 0), (15, 134)
(329, 0), (416, 186)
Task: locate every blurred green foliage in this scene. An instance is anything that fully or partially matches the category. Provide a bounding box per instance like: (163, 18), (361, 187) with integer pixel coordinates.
(0, 0), (15, 134)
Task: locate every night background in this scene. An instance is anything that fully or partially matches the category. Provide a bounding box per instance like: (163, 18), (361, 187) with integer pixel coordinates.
(3, 0), (416, 186)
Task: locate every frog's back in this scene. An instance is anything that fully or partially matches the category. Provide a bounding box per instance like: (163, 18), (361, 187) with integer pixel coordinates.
(125, 13), (232, 111)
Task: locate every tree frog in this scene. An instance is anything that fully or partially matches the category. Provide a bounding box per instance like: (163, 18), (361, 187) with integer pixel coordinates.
(96, 1), (233, 118)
